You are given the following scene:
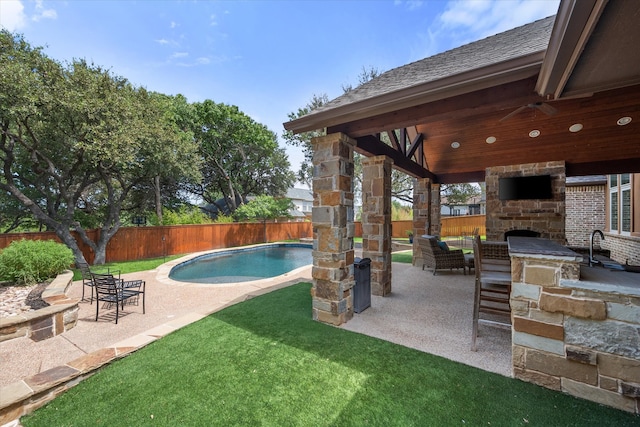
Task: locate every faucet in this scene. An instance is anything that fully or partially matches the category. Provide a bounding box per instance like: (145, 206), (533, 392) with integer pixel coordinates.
(589, 230), (605, 267)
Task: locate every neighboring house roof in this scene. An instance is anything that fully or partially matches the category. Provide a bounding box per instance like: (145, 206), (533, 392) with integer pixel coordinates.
(286, 188), (313, 202)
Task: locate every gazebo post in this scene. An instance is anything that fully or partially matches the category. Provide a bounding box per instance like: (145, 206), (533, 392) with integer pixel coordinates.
(310, 133), (355, 325)
(412, 178), (441, 266)
(361, 155), (393, 296)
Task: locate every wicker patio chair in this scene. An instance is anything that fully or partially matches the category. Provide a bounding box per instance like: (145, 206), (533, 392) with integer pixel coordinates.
(417, 236), (466, 275)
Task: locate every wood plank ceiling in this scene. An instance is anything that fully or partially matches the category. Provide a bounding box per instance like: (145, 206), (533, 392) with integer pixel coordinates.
(328, 78), (640, 184)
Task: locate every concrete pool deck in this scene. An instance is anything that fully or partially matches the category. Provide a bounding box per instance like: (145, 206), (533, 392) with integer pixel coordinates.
(0, 255), (511, 424)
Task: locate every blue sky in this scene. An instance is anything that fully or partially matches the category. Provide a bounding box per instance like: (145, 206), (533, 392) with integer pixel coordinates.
(1, 0), (559, 180)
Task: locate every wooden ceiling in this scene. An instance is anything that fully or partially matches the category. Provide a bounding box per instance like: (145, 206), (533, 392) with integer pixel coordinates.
(328, 78), (640, 184)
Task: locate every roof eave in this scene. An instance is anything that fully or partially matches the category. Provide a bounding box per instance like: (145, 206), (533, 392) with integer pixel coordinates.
(284, 51), (546, 134)
(535, 0), (608, 99)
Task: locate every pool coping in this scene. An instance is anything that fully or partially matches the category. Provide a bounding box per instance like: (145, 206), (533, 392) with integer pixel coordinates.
(156, 242), (313, 288)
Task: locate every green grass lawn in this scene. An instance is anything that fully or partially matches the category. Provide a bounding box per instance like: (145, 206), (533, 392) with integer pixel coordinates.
(22, 283), (637, 426)
(72, 254), (184, 280)
(392, 250), (413, 263)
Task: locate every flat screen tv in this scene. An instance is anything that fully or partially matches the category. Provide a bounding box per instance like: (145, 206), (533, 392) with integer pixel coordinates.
(499, 175), (553, 200)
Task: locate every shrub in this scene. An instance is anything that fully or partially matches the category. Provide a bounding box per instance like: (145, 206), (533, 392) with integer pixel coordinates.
(154, 207), (212, 225)
(0, 239), (74, 285)
(213, 214), (234, 223)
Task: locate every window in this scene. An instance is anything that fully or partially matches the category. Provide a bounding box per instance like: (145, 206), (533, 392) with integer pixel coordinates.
(609, 174), (633, 235)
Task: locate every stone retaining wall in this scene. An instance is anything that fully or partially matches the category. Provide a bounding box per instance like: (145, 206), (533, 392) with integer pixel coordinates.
(0, 271), (79, 343)
(511, 253), (640, 413)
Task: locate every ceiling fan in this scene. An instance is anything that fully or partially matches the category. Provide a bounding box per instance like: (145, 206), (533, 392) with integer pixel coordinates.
(499, 102), (558, 122)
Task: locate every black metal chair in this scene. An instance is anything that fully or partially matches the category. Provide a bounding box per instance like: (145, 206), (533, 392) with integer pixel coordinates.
(93, 273), (145, 324)
(77, 262), (120, 304)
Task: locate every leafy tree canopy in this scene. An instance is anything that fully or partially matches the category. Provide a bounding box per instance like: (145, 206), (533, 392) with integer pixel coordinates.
(0, 31), (200, 264)
(233, 195), (293, 222)
(441, 183), (481, 207)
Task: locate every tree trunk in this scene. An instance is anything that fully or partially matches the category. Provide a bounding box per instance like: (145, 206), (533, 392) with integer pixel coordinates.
(153, 175), (163, 224)
(51, 225), (88, 266)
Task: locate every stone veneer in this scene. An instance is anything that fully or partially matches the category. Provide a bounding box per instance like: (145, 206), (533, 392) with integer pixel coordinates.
(310, 133), (355, 325)
(486, 161), (566, 243)
(361, 156), (393, 296)
(510, 242), (640, 414)
(0, 271), (79, 343)
(412, 178), (440, 266)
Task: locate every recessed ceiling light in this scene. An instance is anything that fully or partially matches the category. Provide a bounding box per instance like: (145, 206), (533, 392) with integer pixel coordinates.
(485, 136), (496, 144)
(451, 141), (460, 149)
(529, 130), (540, 138)
(617, 116), (632, 126)
(569, 123), (583, 132)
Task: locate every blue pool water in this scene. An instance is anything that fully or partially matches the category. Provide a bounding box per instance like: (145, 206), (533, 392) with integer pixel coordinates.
(169, 244), (312, 284)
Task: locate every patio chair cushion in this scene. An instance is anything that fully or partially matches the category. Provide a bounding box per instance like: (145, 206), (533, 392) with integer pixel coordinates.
(438, 241), (450, 251)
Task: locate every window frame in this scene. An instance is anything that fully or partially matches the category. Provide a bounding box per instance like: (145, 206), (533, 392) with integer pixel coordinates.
(608, 173), (635, 236)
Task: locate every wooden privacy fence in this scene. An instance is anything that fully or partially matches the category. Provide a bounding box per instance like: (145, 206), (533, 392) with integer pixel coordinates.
(0, 222), (313, 264)
(354, 217), (486, 238)
(440, 215), (486, 238)
(0, 216), (485, 264)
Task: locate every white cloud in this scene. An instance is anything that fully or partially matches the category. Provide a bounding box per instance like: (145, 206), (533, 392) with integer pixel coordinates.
(415, 0), (559, 58)
(210, 14), (218, 26)
(438, 0), (559, 40)
(170, 21), (177, 29)
(156, 38), (170, 45)
(394, 0), (423, 9)
(171, 51), (189, 59)
(0, 0), (27, 31)
(32, 0), (57, 23)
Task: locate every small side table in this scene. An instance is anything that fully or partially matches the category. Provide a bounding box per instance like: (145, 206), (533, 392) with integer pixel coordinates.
(464, 254), (475, 275)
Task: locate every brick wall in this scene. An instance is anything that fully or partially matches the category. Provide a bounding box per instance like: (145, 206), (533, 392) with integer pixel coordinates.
(604, 234), (640, 266)
(565, 184), (606, 246)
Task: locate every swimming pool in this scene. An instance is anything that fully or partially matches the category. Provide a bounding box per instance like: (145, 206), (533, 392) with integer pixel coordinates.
(168, 243), (312, 284)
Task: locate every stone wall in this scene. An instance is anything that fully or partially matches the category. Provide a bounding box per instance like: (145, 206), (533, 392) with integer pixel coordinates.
(511, 252), (640, 414)
(412, 178), (440, 266)
(486, 161), (566, 243)
(361, 156), (393, 296)
(0, 271), (78, 343)
(310, 133), (355, 325)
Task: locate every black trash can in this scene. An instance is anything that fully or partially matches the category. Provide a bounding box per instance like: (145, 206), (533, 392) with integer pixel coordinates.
(353, 257), (371, 313)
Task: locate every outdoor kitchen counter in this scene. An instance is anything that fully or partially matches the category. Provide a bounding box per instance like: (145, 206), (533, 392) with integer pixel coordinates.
(507, 236), (582, 259)
(507, 236), (640, 294)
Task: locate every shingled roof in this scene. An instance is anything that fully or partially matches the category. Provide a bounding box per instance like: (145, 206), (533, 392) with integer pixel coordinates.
(313, 15), (555, 115)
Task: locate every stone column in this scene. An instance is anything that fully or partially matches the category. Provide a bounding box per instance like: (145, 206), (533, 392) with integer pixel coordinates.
(311, 133), (355, 326)
(412, 178), (441, 265)
(361, 155), (393, 296)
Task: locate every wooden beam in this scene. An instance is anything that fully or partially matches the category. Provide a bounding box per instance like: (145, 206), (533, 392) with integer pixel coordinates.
(387, 130), (402, 153)
(567, 158), (640, 176)
(356, 135), (436, 180)
(407, 133), (424, 160)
